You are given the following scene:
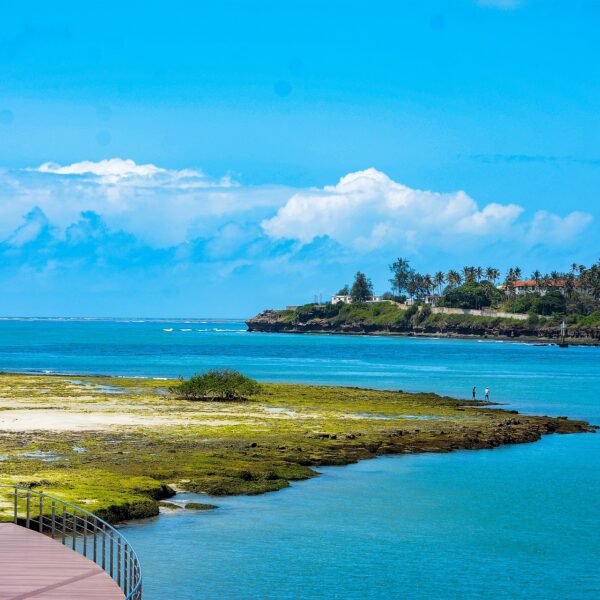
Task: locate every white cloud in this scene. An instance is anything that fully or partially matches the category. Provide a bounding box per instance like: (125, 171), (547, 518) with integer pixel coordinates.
(0, 162), (593, 257)
(37, 158), (166, 178)
(528, 210), (593, 246)
(262, 168), (526, 251)
(0, 159), (291, 247)
(32, 158), (233, 188)
(5, 207), (49, 247)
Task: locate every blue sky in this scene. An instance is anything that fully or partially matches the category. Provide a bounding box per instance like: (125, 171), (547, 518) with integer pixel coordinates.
(0, 0), (598, 317)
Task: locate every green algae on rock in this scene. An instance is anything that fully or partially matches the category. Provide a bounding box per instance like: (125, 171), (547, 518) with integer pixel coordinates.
(0, 373), (595, 524)
(185, 502), (218, 511)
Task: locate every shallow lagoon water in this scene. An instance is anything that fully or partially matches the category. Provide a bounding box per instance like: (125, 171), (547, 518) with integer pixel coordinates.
(0, 319), (598, 598)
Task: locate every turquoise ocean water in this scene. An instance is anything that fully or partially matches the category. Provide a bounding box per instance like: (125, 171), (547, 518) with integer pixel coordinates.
(0, 319), (598, 598)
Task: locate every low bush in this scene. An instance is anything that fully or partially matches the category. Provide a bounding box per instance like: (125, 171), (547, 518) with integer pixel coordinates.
(170, 369), (261, 401)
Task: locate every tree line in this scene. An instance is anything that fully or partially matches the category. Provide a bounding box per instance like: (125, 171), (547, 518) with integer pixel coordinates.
(337, 259), (600, 306)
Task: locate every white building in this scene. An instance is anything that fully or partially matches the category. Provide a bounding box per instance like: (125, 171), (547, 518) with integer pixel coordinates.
(331, 294), (352, 304)
(331, 294), (383, 304)
(423, 294), (441, 305)
(510, 279), (592, 297)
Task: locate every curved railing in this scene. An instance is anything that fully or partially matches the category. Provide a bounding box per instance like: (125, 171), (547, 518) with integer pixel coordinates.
(0, 484), (142, 599)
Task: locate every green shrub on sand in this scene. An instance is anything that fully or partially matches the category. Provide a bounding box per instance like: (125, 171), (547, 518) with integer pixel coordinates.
(169, 369), (261, 401)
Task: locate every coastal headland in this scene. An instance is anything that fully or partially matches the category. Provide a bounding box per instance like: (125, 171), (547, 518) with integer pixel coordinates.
(246, 303), (600, 344)
(0, 373), (595, 524)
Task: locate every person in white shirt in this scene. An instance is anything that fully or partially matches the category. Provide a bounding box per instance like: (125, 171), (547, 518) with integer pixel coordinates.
(484, 387), (490, 401)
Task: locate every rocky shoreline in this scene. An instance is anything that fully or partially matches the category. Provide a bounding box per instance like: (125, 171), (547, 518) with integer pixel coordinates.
(246, 309), (600, 345)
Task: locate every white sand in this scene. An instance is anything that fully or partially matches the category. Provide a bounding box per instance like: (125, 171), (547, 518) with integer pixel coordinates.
(0, 409), (242, 431)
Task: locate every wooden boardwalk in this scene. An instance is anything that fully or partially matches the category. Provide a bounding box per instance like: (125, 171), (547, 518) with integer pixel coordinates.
(0, 523), (124, 599)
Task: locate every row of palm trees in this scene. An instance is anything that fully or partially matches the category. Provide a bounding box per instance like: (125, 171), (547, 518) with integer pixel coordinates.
(397, 263), (592, 299)
(382, 257), (599, 304)
(413, 266), (504, 297)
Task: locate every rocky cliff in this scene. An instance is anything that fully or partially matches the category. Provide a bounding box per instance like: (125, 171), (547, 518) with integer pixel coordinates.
(246, 305), (600, 344)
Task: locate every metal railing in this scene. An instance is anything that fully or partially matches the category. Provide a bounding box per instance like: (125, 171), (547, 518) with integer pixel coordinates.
(1, 484), (142, 599)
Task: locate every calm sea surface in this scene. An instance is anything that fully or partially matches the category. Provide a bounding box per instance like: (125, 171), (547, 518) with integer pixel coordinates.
(1, 319), (598, 599)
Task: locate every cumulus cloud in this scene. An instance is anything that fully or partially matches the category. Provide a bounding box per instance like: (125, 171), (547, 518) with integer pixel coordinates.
(4, 207), (51, 247)
(262, 168), (530, 251)
(0, 161), (593, 275)
(527, 210), (593, 246)
(1, 159), (290, 247)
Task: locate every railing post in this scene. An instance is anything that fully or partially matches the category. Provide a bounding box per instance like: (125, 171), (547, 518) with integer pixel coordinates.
(124, 547), (129, 594)
(117, 535), (121, 587)
(130, 552), (134, 597)
(83, 515), (88, 557)
(72, 511), (77, 550)
(109, 531), (114, 577)
(51, 501), (56, 537)
(13, 488), (18, 524)
(102, 526), (106, 570)
(39, 495), (43, 532)
(62, 506), (67, 544)
(25, 492), (30, 529)
(93, 518), (97, 563)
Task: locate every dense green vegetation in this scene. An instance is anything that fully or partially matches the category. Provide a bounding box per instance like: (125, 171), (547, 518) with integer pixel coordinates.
(333, 258), (600, 321)
(440, 281), (502, 309)
(0, 374), (593, 524)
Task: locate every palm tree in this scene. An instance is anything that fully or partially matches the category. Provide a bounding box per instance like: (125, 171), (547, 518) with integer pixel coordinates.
(503, 268), (517, 297)
(564, 273), (575, 298)
(423, 274), (433, 298)
(447, 270), (462, 287)
(513, 266), (522, 281)
(531, 270), (541, 292)
(570, 263), (579, 275)
(433, 271), (445, 295)
(462, 266), (476, 283)
(475, 267), (484, 282)
(485, 267), (500, 285)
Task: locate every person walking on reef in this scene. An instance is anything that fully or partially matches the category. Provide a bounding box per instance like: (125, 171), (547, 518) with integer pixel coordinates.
(485, 387), (490, 402)
(472, 386), (476, 400)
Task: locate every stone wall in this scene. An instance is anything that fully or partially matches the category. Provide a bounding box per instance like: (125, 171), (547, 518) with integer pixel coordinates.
(430, 307), (528, 320)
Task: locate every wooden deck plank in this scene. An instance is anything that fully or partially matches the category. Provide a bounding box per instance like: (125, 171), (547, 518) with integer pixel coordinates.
(0, 524), (124, 599)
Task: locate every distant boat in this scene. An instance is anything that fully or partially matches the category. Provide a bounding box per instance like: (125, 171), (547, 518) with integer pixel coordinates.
(558, 320), (569, 348)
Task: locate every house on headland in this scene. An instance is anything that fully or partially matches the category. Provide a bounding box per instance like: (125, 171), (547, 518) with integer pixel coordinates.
(508, 279), (592, 296)
(424, 294), (441, 305)
(331, 294), (383, 304)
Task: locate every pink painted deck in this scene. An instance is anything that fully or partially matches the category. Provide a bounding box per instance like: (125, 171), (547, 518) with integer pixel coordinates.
(0, 523), (124, 599)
